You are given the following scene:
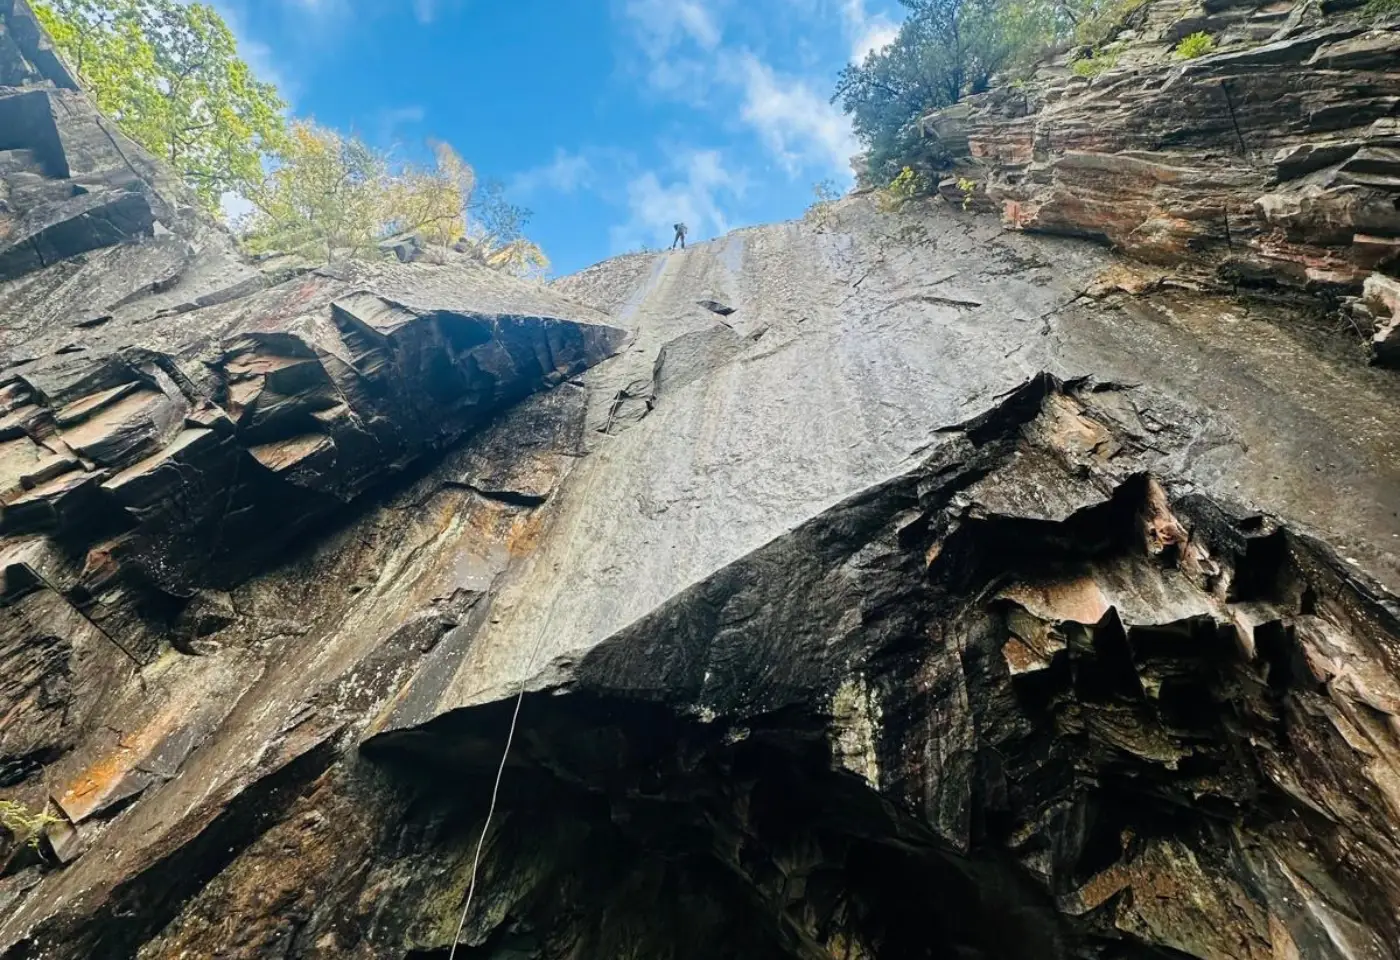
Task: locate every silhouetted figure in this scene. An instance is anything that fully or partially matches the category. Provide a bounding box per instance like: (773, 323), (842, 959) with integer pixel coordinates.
(671, 222), (688, 250)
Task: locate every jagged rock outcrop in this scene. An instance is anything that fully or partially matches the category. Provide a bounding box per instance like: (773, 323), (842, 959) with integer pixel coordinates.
(2, 0), (1400, 958)
(923, 0), (1400, 363)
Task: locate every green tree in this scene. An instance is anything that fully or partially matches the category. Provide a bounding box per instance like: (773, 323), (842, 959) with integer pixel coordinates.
(463, 179), (548, 277)
(239, 122), (396, 261)
(833, 0), (1111, 185)
(239, 122), (548, 276)
(33, 0), (285, 211)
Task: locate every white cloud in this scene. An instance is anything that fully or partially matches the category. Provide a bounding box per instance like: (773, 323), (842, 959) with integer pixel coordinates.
(512, 149), (596, 196)
(611, 0), (860, 179)
(283, 0), (346, 18)
(623, 0), (722, 54)
(609, 148), (747, 252)
(842, 0), (898, 62)
(381, 105), (426, 124)
(618, 0), (727, 100)
(374, 105), (427, 146)
(733, 53), (858, 176)
(276, 0), (458, 26)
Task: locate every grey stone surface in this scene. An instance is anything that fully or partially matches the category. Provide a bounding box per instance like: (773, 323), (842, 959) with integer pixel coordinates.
(1, 0), (1399, 957)
(379, 201), (1400, 730)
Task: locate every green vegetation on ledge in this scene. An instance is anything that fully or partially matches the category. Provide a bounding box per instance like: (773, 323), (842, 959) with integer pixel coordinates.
(1173, 31), (1216, 58)
(833, 0), (1147, 189)
(0, 800), (60, 850)
(32, 0), (547, 273)
(1072, 47), (1120, 75)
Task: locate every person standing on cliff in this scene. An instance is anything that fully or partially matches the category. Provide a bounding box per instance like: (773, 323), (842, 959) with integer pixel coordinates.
(671, 222), (687, 250)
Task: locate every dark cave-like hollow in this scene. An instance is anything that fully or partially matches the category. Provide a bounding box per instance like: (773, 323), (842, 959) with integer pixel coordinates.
(374, 692), (1152, 960)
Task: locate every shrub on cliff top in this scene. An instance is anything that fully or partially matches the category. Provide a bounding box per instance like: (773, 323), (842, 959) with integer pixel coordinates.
(1071, 0), (1148, 47)
(805, 179), (843, 230)
(876, 166), (931, 212)
(1071, 47), (1119, 76)
(238, 123), (547, 275)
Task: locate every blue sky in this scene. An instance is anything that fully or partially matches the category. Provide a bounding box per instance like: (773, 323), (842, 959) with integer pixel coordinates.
(211, 0), (902, 276)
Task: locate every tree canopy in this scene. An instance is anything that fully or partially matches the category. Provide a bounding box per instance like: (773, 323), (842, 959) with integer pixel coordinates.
(33, 0), (549, 273)
(34, 0), (285, 211)
(834, 0), (1121, 186)
(238, 122), (548, 275)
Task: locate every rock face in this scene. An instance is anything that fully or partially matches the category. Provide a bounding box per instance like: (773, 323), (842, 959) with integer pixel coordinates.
(2, 1), (1400, 958)
(923, 0), (1400, 363)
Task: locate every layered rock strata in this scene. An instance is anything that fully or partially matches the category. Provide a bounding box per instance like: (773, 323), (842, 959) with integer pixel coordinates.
(1, 0), (1399, 958)
(923, 0), (1400, 362)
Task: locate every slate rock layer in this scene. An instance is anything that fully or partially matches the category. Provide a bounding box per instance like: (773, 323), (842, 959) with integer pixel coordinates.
(923, 0), (1400, 363)
(1, 1), (1399, 958)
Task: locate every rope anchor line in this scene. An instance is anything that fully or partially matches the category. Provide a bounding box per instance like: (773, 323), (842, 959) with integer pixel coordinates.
(445, 593), (563, 960)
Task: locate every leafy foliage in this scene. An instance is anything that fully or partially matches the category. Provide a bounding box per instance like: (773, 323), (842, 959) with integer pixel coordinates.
(466, 180), (550, 277)
(32, 0), (547, 273)
(33, 0), (286, 211)
(239, 123), (465, 261)
(0, 800), (60, 849)
(238, 123), (546, 275)
(835, 0), (1013, 186)
(1070, 47), (1119, 75)
(805, 178), (842, 230)
(812, 179), (843, 205)
(834, 0), (1143, 186)
(955, 176), (978, 209)
(1070, 0), (1147, 47)
(1172, 31), (1215, 59)
(1363, 0), (1400, 16)
(876, 165), (931, 212)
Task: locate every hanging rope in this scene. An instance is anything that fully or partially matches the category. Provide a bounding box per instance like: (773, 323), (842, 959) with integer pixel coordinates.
(445, 675), (531, 960)
(442, 287), (640, 959)
(444, 578), (566, 960)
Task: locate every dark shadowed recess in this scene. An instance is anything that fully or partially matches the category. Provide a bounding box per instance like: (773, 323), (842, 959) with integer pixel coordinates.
(366, 410), (1400, 959)
(373, 695), (1078, 960)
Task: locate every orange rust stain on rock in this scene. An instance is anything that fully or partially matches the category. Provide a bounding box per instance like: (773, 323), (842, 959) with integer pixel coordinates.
(1141, 477), (1189, 557)
(1001, 637), (1045, 675)
(1267, 913), (1302, 960)
(1073, 861), (1132, 913)
(1042, 394), (1114, 459)
(970, 131), (1033, 165)
(55, 704), (183, 821)
(1086, 264), (1167, 299)
(1002, 577), (1110, 626)
(507, 508), (548, 557)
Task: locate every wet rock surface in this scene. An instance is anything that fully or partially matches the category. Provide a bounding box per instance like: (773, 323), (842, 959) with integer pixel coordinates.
(1, 0), (1399, 958)
(923, 0), (1400, 364)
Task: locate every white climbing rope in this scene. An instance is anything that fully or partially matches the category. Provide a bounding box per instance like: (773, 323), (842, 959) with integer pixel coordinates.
(444, 322), (629, 959)
(445, 675), (530, 960)
(445, 581), (566, 959)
